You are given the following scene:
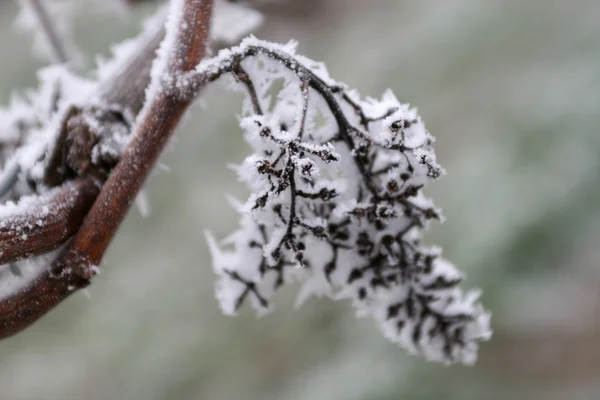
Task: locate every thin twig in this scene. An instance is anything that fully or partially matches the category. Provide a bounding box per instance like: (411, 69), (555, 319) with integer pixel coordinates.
(186, 45), (382, 196)
(28, 0), (73, 66)
(0, 162), (20, 198)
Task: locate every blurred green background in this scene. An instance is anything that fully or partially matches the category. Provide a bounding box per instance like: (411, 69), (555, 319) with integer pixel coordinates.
(1, 0), (600, 399)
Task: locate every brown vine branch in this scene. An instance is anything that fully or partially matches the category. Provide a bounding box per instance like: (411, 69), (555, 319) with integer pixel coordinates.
(69, 0), (214, 268)
(0, 13), (165, 269)
(0, 178), (99, 266)
(0, 0), (214, 339)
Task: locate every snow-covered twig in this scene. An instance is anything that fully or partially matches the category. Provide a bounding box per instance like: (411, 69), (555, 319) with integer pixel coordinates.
(197, 37), (491, 364)
(0, 8), (166, 272)
(0, 178), (98, 267)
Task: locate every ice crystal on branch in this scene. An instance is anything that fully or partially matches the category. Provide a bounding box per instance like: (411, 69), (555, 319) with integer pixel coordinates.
(204, 37), (491, 365)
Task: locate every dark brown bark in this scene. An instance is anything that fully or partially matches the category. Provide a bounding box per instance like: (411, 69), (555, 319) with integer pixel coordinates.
(0, 13), (166, 268)
(0, 0), (214, 340)
(70, 0), (214, 267)
(0, 178), (99, 266)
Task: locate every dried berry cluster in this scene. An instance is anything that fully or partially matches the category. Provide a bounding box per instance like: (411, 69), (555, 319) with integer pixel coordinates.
(205, 37), (491, 365)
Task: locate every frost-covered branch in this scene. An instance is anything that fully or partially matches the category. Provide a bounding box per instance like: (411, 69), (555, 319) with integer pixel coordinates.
(0, 7), (166, 267)
(200, 37), (491, 364)
(0, 0), (214, 338)
(63, 0), (215, 270)
(0, 178), (99, 266)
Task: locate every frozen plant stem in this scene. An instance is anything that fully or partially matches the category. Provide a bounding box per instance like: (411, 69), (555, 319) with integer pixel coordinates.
(27, 0), (72, 65)
(65, 0), (214, 268)
(0, 14), (165, 272)
(0, 0), (214, 339)
(0, 178), (100, 265)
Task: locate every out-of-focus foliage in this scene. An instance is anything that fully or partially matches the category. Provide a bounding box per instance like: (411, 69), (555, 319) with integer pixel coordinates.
(0, 0), (599, 399)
